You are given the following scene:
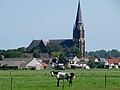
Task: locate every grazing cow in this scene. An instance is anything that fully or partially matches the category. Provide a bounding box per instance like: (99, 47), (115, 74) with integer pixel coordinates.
(50, 71), (60, 77)
(50, 71), (75, 87)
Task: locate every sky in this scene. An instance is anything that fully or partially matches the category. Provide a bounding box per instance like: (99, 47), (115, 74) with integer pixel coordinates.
(0, 0), (120, 51)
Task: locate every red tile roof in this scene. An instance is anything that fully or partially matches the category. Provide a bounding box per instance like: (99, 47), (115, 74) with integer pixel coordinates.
(106, 58), (120, 64)
(88, 58), (96, 61)
(41, 62), (49, 67)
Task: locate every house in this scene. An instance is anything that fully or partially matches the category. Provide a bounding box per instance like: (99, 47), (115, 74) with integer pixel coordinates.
(0, 61), (26, 69)
(38, 60), (49, 68)
(26, 58), (44, 70)
(0, 58), (31, 69)
(68, 56), (90, 69)
(68, 56), (80, 68)
(26, 58), (49, 70)
(98, 58), (109, 69)
(0, 57), (49, 70)
(70, 56), (80, 64)
(49, 58), (59, 67)
(93, 58), (109, 69)
(118, 62), (120, 68)
(48, 58), (66, 70)
(87, 57), (120, 69)
(106, 58), (120, 69)
(87, 58), (108, 69)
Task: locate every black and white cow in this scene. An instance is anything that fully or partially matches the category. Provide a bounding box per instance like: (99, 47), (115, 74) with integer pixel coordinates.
(50, 71), (75, 87)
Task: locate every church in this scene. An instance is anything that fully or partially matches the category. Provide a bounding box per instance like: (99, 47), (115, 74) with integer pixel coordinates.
(28, 0), (86, 58)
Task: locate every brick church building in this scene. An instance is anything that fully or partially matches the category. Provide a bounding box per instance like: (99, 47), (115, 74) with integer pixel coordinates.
(28, 0), (86, 58)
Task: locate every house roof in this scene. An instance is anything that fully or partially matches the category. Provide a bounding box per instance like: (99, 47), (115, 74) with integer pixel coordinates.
(73, 56), (80, 61)
(106, 58), (120, 64)
(26, 58), (43, 67)
(88, 58), (96, 61)
(3, 58), (31, 63)
(38, 60), (48, 67)
(0, 60), (26, 67)
(41, 62), (49, 67)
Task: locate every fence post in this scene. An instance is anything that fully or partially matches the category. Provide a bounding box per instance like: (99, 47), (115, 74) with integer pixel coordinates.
(81, 72), (83, 77)
(10, 72), (13, 90)
(62, 79), (64, 90)
(105, 74), (107, 88)
(10, 77), (13, 90)
(45, 72), (47, 77)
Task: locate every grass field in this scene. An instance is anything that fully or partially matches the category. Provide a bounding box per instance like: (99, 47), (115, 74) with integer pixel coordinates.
(0, 69), (120, 90)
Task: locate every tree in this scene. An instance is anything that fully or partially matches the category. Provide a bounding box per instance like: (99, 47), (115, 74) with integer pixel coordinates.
(109, 49), (120, 58)
(51, 52), (62, 57)
(94, 50), (108, 58)
(87, 49), (120, 58)
(33, 48), (40, 58)
(63, 47), (71, 57)
(69, 46), (80, 57)
(58, 54), (68, 66)
(87, 60), (96, 68)
(17, 47), (27, 53)
(4, 49), (25, 58)
(47, 42), (64, 55)
(87, 51), (95, 58)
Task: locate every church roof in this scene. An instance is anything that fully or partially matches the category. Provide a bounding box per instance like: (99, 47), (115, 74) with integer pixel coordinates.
(27, 39), (73, 51)
(27, 0), (85, 55)
(27, 40), (49, 50)
(49, 39), (66, 44)
(27, 40), (41, 50)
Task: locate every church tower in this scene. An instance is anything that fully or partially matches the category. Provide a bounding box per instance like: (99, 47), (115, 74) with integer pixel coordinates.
(73, 0), (86, 58)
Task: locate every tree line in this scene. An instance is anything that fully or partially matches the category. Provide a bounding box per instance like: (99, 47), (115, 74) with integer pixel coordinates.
(86, 49), (120, 58)
(0, 47), (28, 59)
(0, 43), (120, 59)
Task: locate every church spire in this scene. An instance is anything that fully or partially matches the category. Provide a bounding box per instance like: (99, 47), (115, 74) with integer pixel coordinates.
(75, 0), (82, 24)
(73, 0), (86, 58)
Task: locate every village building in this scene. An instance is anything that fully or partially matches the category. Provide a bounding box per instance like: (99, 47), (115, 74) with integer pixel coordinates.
(1, 1), (120, 70)
(106, 58), (120, 69)
(0, 58), (49, 70)
(68, 56), (90, 69)
(27, 0), (86, 58)
(26, 58), (43, 70)
(68, 56), (120, 69)
(0, 58), (31, 69)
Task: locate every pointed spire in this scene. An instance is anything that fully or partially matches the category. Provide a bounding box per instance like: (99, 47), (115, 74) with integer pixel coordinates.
(75, 0), (82, 24)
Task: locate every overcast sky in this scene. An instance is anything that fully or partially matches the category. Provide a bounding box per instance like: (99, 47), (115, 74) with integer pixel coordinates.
(0, 0), (120, 51)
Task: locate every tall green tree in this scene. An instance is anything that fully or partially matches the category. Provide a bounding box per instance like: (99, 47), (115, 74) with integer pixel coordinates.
(69, 46), (80, 57)
(5, 49), (24, 58)
(33, 47), (41, 58)
(87, 51), (95, 58)
(51, 52), (62, 57)
(47, 42), (64, 55)
(109, 49), (120, 58)
(17, 47), (27, 53)
(94, 50), (108, 58)
(58, 53), (68, 65)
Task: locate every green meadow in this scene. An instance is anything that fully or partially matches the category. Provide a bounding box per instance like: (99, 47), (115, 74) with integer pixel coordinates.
(0, 69), (120, 90)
